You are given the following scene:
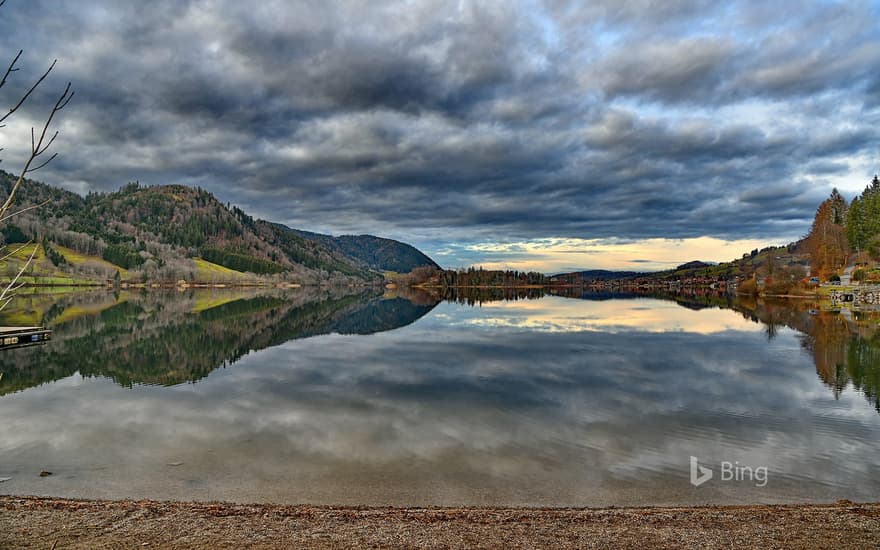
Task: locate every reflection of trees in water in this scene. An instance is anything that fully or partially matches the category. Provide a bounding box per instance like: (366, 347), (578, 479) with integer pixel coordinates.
(843, 323), (880, 412)
(0, 288), (438, 393)
(800, 311), (852, 400)
(730, 298), (880, 413)
(815, 322), (880, 412)
(442, 287), (545, 306)
(5, 286), (879, 413)
(549, 288), (880, 414)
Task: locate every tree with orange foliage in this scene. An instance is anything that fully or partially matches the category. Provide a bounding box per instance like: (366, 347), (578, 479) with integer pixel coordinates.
(803, 189), (848, 278)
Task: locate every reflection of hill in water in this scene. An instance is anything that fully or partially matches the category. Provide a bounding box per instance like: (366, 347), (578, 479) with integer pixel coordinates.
(0, 288), (439, 393)
(3, 286), (879, 413)
(328, 296), (438, 335)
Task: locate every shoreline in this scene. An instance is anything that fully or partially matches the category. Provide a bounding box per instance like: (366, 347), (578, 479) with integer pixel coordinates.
(5, 280), (868, 300)
(2, 496), (879, 548)
(2, 281), (380, 290)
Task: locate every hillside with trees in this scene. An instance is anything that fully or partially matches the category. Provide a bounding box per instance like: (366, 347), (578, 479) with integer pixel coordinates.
(800, 176), (880, 283)
(285, 229), (439, 273)
(549, 270), (647, 284)
(546, 247), (807, 294)
(389, 265), (547, 288)
(846, 176), (880, 264)
(0, 171), (438, 285)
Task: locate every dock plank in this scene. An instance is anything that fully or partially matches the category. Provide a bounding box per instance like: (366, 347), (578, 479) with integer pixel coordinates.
(0, 326), (52, 350)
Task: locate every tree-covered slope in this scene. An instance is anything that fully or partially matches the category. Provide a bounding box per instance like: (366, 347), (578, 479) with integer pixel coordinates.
(0, 171), (439, 283)
(333, 234), (439, 272)
(286, 228), (439, 272)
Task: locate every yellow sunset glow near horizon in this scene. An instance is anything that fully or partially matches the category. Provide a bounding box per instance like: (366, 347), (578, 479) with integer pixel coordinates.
(456, 236), (781, 273)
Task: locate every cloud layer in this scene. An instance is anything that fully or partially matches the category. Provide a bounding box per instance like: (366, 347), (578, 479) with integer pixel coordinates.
(0, 1), (877, 266)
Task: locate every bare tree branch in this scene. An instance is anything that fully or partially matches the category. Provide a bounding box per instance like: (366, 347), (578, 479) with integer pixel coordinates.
(0, 241), (36, 312)
(0, 82), (73, 219)
(25, 152), (57, 173)
(0, 1), (72, 310)
(36, 130), (58, 155)
(0, 50), (22, 93)
(0, 59), (57, 127)
(0, 199), (50, 224)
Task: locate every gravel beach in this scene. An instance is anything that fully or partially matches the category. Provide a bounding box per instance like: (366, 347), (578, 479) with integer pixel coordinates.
(2, 496), (879, 549)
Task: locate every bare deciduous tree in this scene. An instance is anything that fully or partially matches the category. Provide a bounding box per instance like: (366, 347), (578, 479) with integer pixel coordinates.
(0, 0), (73, 311)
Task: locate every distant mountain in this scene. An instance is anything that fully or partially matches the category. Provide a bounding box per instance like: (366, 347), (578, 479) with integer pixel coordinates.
(550, 263), (717, 283)
(675, 260), (713, 270)
(550, 261), (730, 285)
(549, 269), (647, 282)
(0, 171), (436, 284)
(551, 249), (806, 287)
(286, 228), (439, 273)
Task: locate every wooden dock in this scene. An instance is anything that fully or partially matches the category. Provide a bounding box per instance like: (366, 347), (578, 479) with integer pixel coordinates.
(0, 326), (52, 351)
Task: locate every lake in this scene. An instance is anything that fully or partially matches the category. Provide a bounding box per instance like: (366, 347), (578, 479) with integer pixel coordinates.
(0, 287), (878, 506)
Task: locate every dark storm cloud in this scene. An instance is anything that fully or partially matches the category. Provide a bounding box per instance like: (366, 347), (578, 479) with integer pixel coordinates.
(0, 0), (877, 257)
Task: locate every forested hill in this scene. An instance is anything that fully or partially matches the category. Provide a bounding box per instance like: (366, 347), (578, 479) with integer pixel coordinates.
(286, 228), (439, 273)
(549, 269), (647, 282)
(0, 172), (437, 284)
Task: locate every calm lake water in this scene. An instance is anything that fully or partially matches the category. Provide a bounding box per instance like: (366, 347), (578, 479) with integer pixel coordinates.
(0, 288), (878, 506)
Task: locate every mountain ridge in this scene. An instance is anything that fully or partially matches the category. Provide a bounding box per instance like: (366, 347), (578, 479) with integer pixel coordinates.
(0, 171), (439, 284)
(549, 269), (647, 281)
(549, 249), (804, 287)
(278, 226), (439, 273)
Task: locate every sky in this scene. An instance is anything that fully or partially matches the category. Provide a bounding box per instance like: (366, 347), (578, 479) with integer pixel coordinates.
(0, 0), (878, 272)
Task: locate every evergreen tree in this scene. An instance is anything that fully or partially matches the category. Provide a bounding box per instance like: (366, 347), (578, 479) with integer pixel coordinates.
(844, 175), (880, 259)
(829, 188), (846, 224)
(845, 196), (866, 252)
